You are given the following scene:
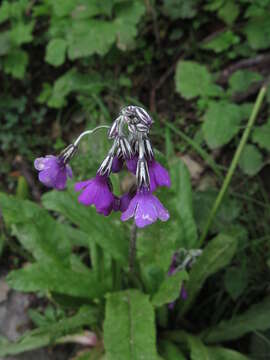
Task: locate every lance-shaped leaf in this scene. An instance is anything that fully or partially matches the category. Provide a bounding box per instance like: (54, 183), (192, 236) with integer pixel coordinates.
(179, 234), (237, 316)
(202, 297), (270, 343)
(104, 289), (158, 360)
(152, 270), (188, 307)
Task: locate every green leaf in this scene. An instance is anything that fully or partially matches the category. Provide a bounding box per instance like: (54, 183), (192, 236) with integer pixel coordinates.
(252, 119), (270, 151)
(179, 234), (237, 316)
(42, 188), (128, 264)
(224, 266), (248, 301)
(170, 159), (198, 248)
(202, 101), (243, 149)
(0, 31), (11, 55)
(159, 340), (186, 360)
(239, 144), (263, 176)
(217, 0), (240, 25)
(3, 49), (28, 79)
(0, 193), (71, 264)
(203, 30), (240, 53)
(67, 20), (116, 60)
(0, 306), (97, 357)
(104, 289), (158, 360)
(175, 61), (222, 100)
(152, 270), (188, 307)
(9, 21), (34, 46)
(228, 70), (263, 95)
(207, 346), (249, 360)
(163, 0), (198, 19)
(244, 17), (270, 50)
(7, 262), (109, 299)
(45, 38), (67, 66)
(202, 297), (270, 343)
(114, 1), (146, 51)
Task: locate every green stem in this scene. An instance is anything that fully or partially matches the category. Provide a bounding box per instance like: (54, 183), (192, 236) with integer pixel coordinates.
(199, 86), (267, 246)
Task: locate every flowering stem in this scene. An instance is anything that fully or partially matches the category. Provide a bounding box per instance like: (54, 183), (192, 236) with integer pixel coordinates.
(199, 85), (267, 246)
(129, 221), (137, 273)
(74, 125), (110, 147)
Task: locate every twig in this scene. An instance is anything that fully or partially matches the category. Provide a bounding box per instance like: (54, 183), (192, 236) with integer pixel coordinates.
(129, 221), (137, 273)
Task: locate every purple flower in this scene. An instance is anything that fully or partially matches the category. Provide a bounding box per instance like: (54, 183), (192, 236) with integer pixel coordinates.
(34, 155), (72, 190)
(168, 285), (187, 310)
(113, 193), (134, 212)
(121, 191), (169, 228)
(126, 156), (138, 174)
(149, 160), (171, 192)
(74, 175), (114, 216)
(111, 156), (124, 173)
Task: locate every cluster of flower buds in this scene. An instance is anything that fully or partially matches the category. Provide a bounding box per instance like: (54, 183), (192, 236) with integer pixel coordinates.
(34, 106), (171, 228)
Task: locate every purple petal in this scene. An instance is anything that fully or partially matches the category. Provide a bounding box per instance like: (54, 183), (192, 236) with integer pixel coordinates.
(149, 160), (171, 192)
(121, 196), (138, 221)
(126, 156), (138, 174)
(111, 156), (124, 173)
(66, 165), (73, 179)
(54, 169), (68, 190)
(74, 180), (92, 192)
(151, 195), (170, 222)
(135, 195), (158, 228)
(34, 156), (56, 171)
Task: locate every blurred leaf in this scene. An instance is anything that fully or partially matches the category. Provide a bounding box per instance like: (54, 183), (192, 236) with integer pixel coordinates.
(170, 159), (198, 248)
(244, 17), (270, 50)
(104, 289), (158, 360)
(114, 1), (145, 51)
(224, 265), (249, 301)
(42, 187), (128, 264)
(203, 297), (270, 343)
(3, 49), (28, 79)
(159, 340), (186, 360)
(207, 347), (249, 360)
(163, 0), (198, 19)
(7, 261), (109, 299)
(239, 144), (263, 176)
(67, 20), (116, 60)
(217, 0), (240, 25)
(252, 119), (270, 151)
(202, 101), (243, 149)
(45, 38), (67, 66)
(9, 21), (34, 46)
(175, 61), (222, 100)
(179, 234), (237, 316)
(0, 31), (11, 55)
(228, 70), (263, 94)
(152, 270), (188, 307)
(16, 176), (29, 199)
(203, 30), (240, 53)
(0, 306), (97, 357)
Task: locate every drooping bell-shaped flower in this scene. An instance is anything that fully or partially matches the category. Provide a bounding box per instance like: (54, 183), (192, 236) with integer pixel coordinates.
(34, 155), (72, 190)
(74, 175), (114, 216)
(121, 189), (169, 228)
(148, 159), (171, 192)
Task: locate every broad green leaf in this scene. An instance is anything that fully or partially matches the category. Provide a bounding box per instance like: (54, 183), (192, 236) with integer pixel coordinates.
(114, 1), (145, 51)
(152, 270), (188, 307)
(202, 297), (270, 343)
(0, 306), (97, 357)
(104, 289), (158, 360)
(50, 0), (75, 17)
(162, 0), (198, 19)
(0, 1), (10, 23)
(159, 340), (186, 360)
(175, 61), (222, 100)
(244, 17), (270, 50)
(228, 70), (263, 95)
(217, 0), (240, 25)
(187, 335), (209, 360)
(0, 193), (71, 264)
(170, 159), (198, 248)
(0, 31), (10, 55)
(239, 144), (263, 176)
(7, 262), (109, 299)
(203, 30), (240, 53)
(9, 21), (34, 46)
(45, 38), (67, 66)
(42, 188), (128, 264)
(224, 266), (248, 301)
(252, 119), (270, 151)
(179, 234), (237, 316)
(3, 49), (28, 79)
(202, 101), (243, 149)
(67, 20), (116, 60)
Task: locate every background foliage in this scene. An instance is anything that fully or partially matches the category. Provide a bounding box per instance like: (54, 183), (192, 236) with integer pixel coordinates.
(1, 0), (270, 359)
